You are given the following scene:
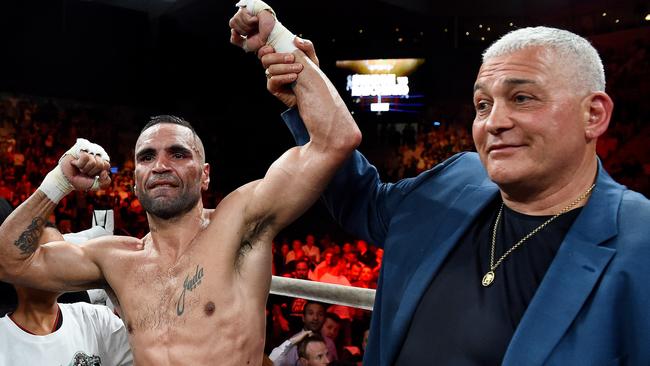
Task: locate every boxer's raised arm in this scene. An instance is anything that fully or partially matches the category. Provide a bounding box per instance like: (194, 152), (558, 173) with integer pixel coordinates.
(229, 1), (361, 234)
(244, 52), (361, 234)
(0, 140), (117, 292)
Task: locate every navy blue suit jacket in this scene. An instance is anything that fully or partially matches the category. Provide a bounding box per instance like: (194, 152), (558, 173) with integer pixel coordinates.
(283, 109), (650, 365)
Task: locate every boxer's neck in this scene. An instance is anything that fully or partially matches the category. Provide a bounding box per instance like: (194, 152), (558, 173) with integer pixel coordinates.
(147, 204), (208, 261)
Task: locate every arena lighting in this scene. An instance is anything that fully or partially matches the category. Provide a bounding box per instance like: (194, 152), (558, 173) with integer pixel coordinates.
(337, 58), (425, 113)
(645, 14), (650, 21)
(336, 58), (424, 76)
(346, 74), (410, 97)
(371, 102), (390, 112)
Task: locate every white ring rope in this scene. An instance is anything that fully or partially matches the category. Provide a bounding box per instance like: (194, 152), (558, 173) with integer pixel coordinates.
(270, 276), (375, 311)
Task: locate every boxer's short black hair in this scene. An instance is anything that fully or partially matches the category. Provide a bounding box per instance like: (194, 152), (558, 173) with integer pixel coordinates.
(141, 115), (197, 135)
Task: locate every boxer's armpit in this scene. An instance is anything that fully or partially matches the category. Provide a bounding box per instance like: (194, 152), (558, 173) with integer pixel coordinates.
(14, 217), (46, 255)
(235, 214), (276, 269)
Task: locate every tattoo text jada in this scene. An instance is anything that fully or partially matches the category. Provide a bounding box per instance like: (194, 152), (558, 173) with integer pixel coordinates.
(176, 265), (204, 316)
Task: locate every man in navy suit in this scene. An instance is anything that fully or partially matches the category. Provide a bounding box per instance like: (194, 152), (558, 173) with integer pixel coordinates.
(231, 9), (650, 365)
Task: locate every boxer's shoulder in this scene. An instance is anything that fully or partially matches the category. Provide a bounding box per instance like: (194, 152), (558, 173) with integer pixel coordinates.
(80, 234), (144, 257)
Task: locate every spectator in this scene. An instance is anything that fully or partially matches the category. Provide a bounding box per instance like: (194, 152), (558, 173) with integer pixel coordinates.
(353, 266), (377, 289)
(321, 312), (342, 344)
(355, 240), (375, 268)
(346, 262), (362, 284)
(297, 334), (331, 366)
(302, 234), (321, 264)
(269, 301), (337, 366)
(294, 259), (310, 280)
(310, 250), (333, 281)
(286, 239), (306, 265)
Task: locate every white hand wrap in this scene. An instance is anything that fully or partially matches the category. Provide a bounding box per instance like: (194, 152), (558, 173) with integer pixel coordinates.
(60, 137), (111, 163)
(39, 138), (111, 203)
(39, 165), (74, 204)
(236, 0), (297, 53)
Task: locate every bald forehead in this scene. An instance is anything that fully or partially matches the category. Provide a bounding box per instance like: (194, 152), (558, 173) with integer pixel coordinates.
(136, 123), (205, 163)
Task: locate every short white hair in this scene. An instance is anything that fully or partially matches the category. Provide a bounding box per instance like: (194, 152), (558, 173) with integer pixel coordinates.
(483, 26), (605, 93)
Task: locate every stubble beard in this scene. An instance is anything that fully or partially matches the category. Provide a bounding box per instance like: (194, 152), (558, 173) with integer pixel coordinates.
(139, 187), (201, 220)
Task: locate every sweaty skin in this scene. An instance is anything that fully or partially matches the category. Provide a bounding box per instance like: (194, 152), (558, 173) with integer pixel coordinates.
(102, 202), (274, 365)
(0, 47), (360, 366)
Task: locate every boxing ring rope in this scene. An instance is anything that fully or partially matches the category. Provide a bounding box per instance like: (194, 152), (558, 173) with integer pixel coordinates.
(270, 276), (375, 311)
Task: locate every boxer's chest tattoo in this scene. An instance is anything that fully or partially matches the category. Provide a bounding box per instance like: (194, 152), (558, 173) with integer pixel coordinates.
(176, 264), (205, 316)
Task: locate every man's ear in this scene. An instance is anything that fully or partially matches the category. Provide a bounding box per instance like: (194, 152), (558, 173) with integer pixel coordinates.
(201, 163), (211, 191)
(582, 91), (613, 140)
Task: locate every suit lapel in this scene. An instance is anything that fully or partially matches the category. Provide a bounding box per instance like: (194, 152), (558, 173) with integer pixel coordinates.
(502, 178), (621, 365)
(385, 182), (499, 364)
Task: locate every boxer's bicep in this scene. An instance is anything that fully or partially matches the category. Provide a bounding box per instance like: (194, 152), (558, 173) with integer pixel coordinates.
(248, 144), (345, 232)
(11, 239), (106, 292)
(41, 226), (64, 242)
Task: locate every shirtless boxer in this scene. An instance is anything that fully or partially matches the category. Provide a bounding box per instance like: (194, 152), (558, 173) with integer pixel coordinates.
(0, 2), (361, 364)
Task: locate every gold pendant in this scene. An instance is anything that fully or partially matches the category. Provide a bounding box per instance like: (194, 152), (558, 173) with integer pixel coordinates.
(482, 271), (495, 287)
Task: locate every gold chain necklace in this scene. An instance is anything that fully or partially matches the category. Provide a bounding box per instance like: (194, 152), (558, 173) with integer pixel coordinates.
(481, 184), (596, 287)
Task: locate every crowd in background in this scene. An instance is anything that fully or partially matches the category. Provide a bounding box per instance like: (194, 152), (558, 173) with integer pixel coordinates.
(266, 235), (380, 363)
(0, 36), (647, 362)
(596, 39), (650, 195)
(376, 122), (475, 182)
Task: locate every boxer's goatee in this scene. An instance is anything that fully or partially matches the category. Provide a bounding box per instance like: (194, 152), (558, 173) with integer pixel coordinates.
(139, 189), (201, 220)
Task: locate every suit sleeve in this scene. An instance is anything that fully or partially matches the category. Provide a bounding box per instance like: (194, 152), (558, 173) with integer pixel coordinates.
(282, 108), (408, 248)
